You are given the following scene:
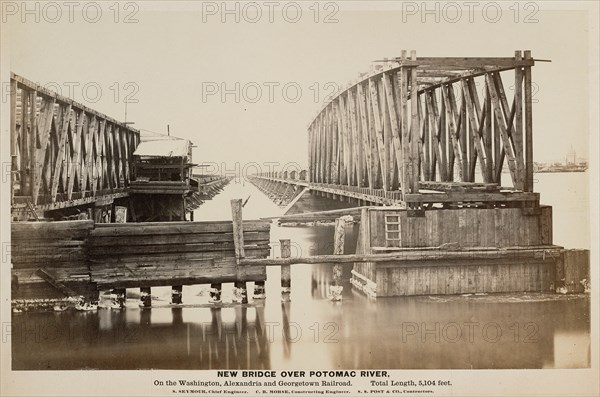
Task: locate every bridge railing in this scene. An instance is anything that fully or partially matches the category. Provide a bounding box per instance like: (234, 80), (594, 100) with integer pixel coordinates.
(307, 51), (537, 203)
(10, 73), (140, 213)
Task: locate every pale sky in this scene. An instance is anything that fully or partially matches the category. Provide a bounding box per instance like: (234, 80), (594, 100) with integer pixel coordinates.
(2, 1), (593, 169)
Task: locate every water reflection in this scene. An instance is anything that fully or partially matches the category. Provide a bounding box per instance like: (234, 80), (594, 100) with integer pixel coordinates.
(12, 285), (590, 370)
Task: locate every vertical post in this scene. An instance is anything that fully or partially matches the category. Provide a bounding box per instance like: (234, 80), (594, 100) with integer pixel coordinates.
(113, 288), (126, 308)
(280, 239), (291, 302)
(400, 51), (410, 198)
(29, 90), (38, 198)
(329, 217), (346, 301)
(19, 90), (28, 195)
(209, 282), (222, 303)
(171, 285), (183, 305)
(524, 50), (534, 192)
(410, 50), (420, 192)
(231, 199), (248, 304)
(253, 281), (266, 300)
(106, 204), (128, 308)
(514, 50), (524, 190)
(10, 78), (17, 203)
(140, 286), (152, 308)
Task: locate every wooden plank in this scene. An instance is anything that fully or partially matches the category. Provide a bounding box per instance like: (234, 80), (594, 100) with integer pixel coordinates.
(357, 83), (373, 188)
(486, 73), (519, 187)
(444, 84), (465, 181)
(383, 72), (405, 191)
(492, 72), (518, 185)
(231, 199), (245, 264)
(92, 219), (269, 233)
(379, 77), (393, 190)
(324, 105), (332, 183)
(539, 205), (553, 244)
(280, 239), (291, 301)
(524, 51), (534, 192)
(410, 52), (421, 192)
(49, 104), (73, 201)
(240, 247), (562, 266)
(514, 52), (525, 189)
(34, 268), (79, 297)
(19, 90), (29, 195)
(349, 89), (362, 186)
(89, 231), (270, 247)
(10, 80), (18, 200)
(330, 103), (340, 184)
(32, 97), (56, 204)
(12, 220), (94, 235)
(368, 78), (388, 190)
(405, 191), (538, 203)
(27, 91), (37, 197)
(66, 110), (84, 199)
(365, 83), (381, 188)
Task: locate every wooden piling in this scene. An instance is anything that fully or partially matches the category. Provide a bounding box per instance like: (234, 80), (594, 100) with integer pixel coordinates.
(253, 281), (266, 300)
(280, 239), (291, 302)
(171, 285), (183, 304)
(231, 199), (248, 304)
(140, 287), (152, 307)
(209, 283), (222, 303)
(112, 288), (126, 308)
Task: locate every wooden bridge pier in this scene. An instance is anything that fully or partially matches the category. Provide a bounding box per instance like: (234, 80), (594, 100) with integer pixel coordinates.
(10, 198), (271, 310)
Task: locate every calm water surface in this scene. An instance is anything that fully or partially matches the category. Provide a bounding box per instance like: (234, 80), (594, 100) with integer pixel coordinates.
(12, 173), (590, 370)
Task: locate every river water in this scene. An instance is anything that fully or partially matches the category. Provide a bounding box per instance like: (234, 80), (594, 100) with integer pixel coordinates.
(11, 173), (590, 370)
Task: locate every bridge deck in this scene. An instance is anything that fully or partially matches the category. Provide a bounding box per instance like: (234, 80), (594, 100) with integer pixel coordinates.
(250, 174), (538, 208)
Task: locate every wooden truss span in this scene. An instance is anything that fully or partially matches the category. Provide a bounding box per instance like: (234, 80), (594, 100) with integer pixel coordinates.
(10, 73), (140, 216)
(304, 51), (539, 208)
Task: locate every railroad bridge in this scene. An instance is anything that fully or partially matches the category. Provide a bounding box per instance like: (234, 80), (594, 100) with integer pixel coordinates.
(9, 73), (228, 221)
(250, 50), (539, 211)
(8, 51), (590, 305)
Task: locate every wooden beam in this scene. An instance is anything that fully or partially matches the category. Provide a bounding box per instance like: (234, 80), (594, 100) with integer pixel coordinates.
(240, 246), (558, 266)
(10, 80), (18, 201)
(32, 97), (55, 205)
(383, 72), (404, 191)
(28, 89), (38, 197)
(231, 199), (245, 262)
(443, 84), (464, 181)
(524, 50), (534, 192)
(368, 78), (388, 190)
(514, 51), (525, 189)
(50, 104), (73, 202)
(486, 73), (519, 187)
(357, 83), (373, 188)
(67, 110), (85, 200)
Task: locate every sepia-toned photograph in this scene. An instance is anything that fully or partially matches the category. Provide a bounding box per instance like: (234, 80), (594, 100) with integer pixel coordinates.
(1, 1), (598, 396)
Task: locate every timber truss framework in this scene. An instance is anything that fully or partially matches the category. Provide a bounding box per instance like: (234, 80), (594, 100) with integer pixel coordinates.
(251, 51), (543, 211)
(10, 73), (140, 218)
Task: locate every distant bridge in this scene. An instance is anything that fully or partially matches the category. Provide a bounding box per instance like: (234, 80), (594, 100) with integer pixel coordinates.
(250, 51), (541, 211)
